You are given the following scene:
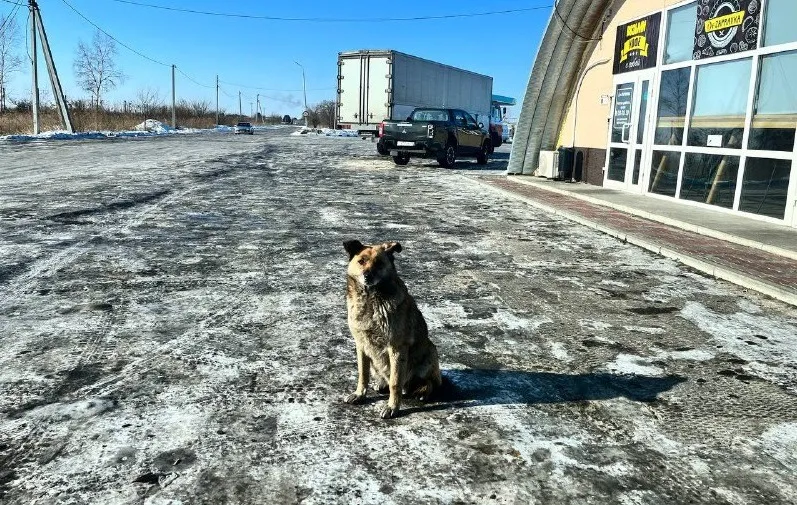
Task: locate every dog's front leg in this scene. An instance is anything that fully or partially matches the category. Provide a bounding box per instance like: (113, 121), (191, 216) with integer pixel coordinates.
(381, 346), (407, 419)
(344, 342), (370, 405)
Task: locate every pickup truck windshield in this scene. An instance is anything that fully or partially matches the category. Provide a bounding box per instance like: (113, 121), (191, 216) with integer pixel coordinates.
(410, 110), (449, 122)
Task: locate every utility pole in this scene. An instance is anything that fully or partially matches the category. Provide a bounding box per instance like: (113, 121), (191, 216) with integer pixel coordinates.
(215, 75), (219, 126)
(238, 91), (242, 117)
(33, 1), (73, 133)
(30, 1), (39, 134)
(171, 64), (176, 128)
(256, 94), (260, 123)
(294, 61), (308, 127)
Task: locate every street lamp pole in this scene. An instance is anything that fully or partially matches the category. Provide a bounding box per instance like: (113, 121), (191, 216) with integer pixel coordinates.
(294, 61), (308, 127)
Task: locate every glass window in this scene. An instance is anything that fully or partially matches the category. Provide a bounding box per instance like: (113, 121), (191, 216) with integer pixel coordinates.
(688, 58), (752, 148)
(654, 67), (691, 145)
(649, 150), (681, 197)
(632, 150), (642, 185)
(748, 50), (797, 151)
(680, 153), (740, 208)
(607, 148), (627, 182)
(636, 80), (650, 144)
(665, 2), (698, 64)
(764, 0), (797, 47)
(739, 158), (792, 219)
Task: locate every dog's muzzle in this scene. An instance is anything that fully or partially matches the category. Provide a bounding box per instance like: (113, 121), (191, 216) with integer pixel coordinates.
(362, 272), (381, 288)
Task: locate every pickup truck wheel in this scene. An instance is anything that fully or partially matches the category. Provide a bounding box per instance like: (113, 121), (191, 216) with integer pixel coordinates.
(437, 143), (456, 168)
(376, 139), (388, 156)
(476, 141), (489, 165)
(392, 153), (410, 166)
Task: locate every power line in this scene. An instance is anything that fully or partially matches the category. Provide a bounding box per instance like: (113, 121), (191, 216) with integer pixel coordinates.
(60, 0), (169, 66)
(218, 86), (235, 100)
(108, 0), (552, 22)
(218, 79), (333, 93)
(0, 0), (22, 38)
(56, 0), (316, 104)
(175, 67), (214, 89)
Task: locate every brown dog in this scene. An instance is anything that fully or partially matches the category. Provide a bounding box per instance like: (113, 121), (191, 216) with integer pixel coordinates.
(342, 240), (442, 419)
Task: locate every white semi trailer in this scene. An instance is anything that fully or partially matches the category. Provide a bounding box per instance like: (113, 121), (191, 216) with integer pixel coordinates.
(336, 50), (500, 153)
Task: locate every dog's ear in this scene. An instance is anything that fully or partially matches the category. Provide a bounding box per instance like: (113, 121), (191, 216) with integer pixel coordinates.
(384, 242), (402, 256)
(343, 240), (366, 259)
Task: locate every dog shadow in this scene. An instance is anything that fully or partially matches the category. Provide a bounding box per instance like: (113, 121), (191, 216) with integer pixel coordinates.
(399, 368), (686, 415)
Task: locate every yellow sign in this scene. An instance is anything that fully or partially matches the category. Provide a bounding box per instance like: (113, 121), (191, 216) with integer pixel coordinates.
(626, 19), (647, 37)
(620, 35), (649, 63)
(704, 11), (744, 33)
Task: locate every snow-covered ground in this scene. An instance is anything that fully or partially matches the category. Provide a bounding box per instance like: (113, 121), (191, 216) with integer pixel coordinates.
(291, 127), (360, 137)
(0, 120), (300, 142)
(0, 130), (796, 504)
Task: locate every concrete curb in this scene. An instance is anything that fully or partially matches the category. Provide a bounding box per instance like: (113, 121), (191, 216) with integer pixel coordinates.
(506, 176), (797, 262)
(469, 176), (797, 307)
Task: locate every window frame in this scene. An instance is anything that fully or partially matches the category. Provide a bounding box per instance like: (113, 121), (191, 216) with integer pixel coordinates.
(639, 0), (797, 223)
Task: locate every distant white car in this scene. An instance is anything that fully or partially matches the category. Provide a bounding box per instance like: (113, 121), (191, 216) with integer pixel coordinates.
(502, 123), (515, 144)
(234, 122), (254, 135)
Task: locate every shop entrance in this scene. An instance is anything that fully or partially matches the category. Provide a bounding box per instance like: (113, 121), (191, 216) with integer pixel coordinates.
(604, 69), (656, 193)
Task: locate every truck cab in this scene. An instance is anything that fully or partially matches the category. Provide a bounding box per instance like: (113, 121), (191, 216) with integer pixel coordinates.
(488, 94), (516, 150)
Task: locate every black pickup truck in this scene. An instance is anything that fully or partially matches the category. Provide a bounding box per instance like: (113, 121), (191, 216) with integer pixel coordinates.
(380, 108), (491, 168)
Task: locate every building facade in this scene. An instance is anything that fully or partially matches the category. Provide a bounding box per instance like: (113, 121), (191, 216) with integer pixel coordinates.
(510, 0), (797, 227)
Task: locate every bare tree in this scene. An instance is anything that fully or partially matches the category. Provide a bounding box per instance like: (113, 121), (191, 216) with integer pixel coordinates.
(0, 13), (23, 113)
(312, 100), (336, 128)
(307, 108), (320, 128)
(73, 30), (125, 110)
(190, 99), (210, 117)
(136, 86), (162, 116)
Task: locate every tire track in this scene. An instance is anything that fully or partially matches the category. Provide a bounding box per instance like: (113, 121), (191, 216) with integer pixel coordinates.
(0, 187), (190, 311)
(0, 145), (277, 479)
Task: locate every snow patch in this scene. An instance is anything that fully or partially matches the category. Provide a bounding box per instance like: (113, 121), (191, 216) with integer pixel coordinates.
(549, 342), (572, 363)
(579, 320), (612, 332)
(759, 422), (797, 470)
(680, 301), (797, 365)
(134, 119), (173, 133)
(623, 325), (667, 335)
(606, 354), (665, 376)
(605, 348), (714, 377)
(1, 121), (207, 142)
(290, 127), (359, 137)
(492, 309), (549, 331)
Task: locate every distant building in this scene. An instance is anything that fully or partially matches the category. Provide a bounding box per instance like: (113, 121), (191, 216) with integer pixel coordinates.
(510, 0), (797, 226)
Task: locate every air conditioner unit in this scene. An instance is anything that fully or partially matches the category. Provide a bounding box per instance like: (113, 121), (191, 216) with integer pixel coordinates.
(536, 150), (559, 178)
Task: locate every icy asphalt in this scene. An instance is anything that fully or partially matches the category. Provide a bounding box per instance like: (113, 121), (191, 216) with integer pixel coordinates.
(1, 128), (796, 504)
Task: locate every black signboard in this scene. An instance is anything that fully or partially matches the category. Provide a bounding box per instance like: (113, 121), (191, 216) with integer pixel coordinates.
(613, 12), (662, 74)
(694, 0), (760, 60)
(611, 83), (635, 143)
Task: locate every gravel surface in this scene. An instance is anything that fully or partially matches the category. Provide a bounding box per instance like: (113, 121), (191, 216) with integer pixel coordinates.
(1, 129), (796, 504)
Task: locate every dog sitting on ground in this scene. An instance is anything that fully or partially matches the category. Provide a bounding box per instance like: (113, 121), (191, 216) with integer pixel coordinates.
(342, 240), (443, 419)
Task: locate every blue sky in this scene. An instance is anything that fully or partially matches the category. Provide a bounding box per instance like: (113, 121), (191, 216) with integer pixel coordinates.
(1, 0), (551, 118)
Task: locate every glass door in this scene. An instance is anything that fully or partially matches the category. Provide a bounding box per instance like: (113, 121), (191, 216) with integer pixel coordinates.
(605, 70), (656, 192)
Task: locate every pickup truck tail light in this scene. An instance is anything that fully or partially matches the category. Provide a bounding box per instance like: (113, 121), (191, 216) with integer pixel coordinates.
(427, 124), (434, 138)
(378, 122), (384, 137)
